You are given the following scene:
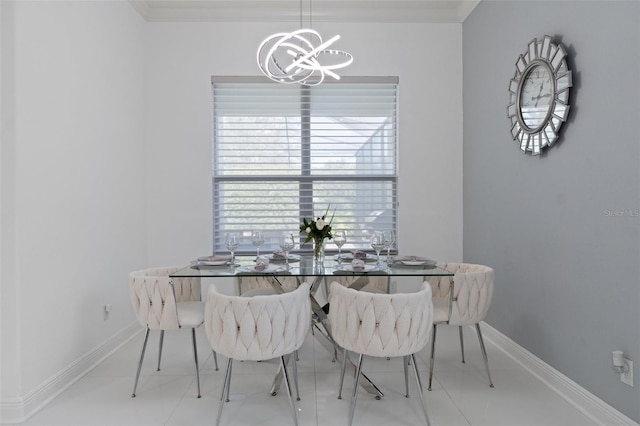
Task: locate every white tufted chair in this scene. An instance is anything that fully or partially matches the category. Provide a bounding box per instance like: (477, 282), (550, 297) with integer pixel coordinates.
(128, 266), (218, 398)
(325, 274), (390, 294)
(235, 274), (299, 296)
(322, 275), (390, 362)
(426, 262), (494, 390)
(328, 281), (433, 426)
(204, 282), (311, 426)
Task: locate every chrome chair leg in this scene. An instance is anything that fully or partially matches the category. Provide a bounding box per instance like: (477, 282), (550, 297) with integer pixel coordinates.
(404, 355), (410, 398)
(224, 360), (233, 402)
(459, 326), (465, 363)
(349, 354), (364, 426)
(292, 351), (301, 401)
(428, 324), (437, 391)
(131, 328), (150, 397)
(281, 355), (299, 426)
(475, 323), (494, 388)
(338, 348), (349, 399)
(157, 330), (164, 371)
(411, 353), (431, 426)
(191, 328), (201, 398)
(213, 350), (219, 371)
(216, 359), (233, 426)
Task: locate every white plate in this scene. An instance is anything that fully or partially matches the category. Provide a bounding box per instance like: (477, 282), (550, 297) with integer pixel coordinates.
(400, 259), (437, 267)
(268, 254), (300, 262)
(339, 264), (378, 272)
(338, 253), (377, 262)
(238, 264), (285, 273)
(199, 260), (228, 266)
(197, 255), (232, 265)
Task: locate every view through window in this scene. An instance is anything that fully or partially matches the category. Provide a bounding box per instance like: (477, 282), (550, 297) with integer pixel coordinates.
(212, 77), (398, 255)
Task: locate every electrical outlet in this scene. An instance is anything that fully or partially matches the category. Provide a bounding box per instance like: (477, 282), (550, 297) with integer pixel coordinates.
(621, 358), (633, 387)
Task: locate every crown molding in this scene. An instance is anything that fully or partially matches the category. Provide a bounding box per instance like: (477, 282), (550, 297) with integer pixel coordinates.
(128, 0), (481, 23)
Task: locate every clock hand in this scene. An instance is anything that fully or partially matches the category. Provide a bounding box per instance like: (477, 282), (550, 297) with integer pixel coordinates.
(534, 81), (545, 107)
(531, 90), (551, 107)
(531, 93), (551, 102)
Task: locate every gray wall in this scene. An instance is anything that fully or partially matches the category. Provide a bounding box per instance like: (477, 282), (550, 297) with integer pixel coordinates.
(463, 0), (639, 421)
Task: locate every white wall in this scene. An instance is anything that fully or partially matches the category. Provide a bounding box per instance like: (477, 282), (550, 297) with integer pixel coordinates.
(1, 3), (463, 421)
(144, 21), (464, 270)
(1, 0), (146, 420)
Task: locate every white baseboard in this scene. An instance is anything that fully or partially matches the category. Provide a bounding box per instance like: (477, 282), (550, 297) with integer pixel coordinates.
(481, 322), (638, 426)
(0, 322), (140, 424)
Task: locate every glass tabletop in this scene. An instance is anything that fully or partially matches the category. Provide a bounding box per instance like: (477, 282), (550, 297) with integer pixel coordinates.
(170, 255), (453, 278)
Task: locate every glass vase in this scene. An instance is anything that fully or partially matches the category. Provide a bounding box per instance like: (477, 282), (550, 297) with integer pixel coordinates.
(313, 238), (326, 269)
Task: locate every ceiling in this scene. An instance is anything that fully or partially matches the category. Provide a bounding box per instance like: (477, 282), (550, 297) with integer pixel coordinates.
(129, 0), (481, 23)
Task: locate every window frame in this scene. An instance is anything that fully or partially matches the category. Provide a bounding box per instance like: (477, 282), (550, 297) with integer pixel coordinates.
(211, 76), (399, 255)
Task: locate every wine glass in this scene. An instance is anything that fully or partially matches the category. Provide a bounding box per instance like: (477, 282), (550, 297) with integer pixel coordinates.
(333, 230), (347, 265)
(279, 233), (295, 269)
(251, 230), (265, 259)
(225, 233), (240, 265)
(383, 230), (396, 264)
(370, 231), (386, 266)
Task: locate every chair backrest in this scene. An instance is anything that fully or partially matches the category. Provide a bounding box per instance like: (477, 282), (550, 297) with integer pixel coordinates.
(236, 274), (299, 295)
(427, 263), (494, 326)
(328, 281), (433, 358)
(326, 275), (390, 294)
(128, 266), (202, 331)
(204, 282), (311, 361)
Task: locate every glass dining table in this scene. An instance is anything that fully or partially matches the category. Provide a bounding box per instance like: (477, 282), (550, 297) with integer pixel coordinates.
(170, 254), (454, 400)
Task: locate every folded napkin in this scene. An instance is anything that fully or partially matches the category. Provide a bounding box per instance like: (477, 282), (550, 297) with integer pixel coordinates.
(351, 259), (365, 270)
(351, 250), (367, 260)
(198, 255), (232, 262)
(271, 250), (287, 260)
(254, 258), (270, 271)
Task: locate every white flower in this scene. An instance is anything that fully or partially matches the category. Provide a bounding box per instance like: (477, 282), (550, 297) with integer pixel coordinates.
(315, 219), (325, 231)
(305, 227), (311, 234)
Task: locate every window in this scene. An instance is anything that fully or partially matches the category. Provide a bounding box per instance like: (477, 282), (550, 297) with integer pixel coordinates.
(212, 76), (398, 254)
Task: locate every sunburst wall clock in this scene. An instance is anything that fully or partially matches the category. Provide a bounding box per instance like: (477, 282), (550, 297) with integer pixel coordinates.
(507, 35), (573, 155)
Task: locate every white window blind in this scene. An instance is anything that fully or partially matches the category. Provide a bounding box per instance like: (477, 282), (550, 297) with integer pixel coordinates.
(212, 76), (398, 254)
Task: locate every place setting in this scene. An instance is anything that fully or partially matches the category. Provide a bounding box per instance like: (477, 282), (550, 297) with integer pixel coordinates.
(337, 258), (379, 273)
(266, 250), (301, 263)
(390, 255), (437, 268)
(334, 250), (377, 263)
(237, 257), (287, 274)
(333, 233), (385, 273)
(192, 232), (243, 267)
(332, 230), (395, 273)
(192, 254), (232, 266)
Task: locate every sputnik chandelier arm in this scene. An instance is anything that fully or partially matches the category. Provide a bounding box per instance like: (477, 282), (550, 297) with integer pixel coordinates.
(256, 0), (353, 86)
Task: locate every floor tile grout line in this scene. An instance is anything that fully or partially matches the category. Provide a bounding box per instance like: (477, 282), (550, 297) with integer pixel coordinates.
(434, 373), (474, 426)
(164, 375), (196, 426)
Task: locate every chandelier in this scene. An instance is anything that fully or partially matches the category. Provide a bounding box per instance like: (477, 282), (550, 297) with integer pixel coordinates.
(256, 0), (353, 86)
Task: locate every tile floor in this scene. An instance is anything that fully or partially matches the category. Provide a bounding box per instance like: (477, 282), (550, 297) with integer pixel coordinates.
(14, 323), (597, 426)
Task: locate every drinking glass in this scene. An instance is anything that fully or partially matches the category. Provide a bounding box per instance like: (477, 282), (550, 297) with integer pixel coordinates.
(251, 230), (265, 259)
(370, 231), (386, 265)
(383, 230), (396, 264)
(225, 233), (240, 265)
(333, 230), (347, 264)
(279, 233), (295, 269)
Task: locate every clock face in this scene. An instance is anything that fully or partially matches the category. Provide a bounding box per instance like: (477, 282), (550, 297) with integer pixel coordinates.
(507, 36), (573, 155)
(519, 63), (553, 132)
